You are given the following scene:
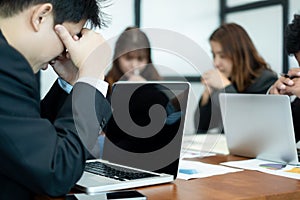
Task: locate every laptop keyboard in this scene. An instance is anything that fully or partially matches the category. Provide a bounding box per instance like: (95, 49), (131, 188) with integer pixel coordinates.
(85, 161), (159, 181)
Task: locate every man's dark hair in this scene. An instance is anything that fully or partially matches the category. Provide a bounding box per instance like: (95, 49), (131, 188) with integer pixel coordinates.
(285, 14), (300, 55)
(0, 0), (109, 28)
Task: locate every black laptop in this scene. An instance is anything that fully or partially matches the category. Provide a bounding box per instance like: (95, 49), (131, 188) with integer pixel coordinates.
(75, 81), (190, 194)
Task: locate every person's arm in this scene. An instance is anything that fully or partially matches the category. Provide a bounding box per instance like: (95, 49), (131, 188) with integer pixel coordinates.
(247, 70), (278, 94)
(282, 68), (300, 98)
(0, 54), (111, 198)
(200, 88), (210, 106)
(40, 79), (69, 123)
(41, 77), (109, 123)
(195, 69), (235, 133)
(195, 95), (211, 133)
(0, 25), (112, 197)
(195, 88), (230, 133)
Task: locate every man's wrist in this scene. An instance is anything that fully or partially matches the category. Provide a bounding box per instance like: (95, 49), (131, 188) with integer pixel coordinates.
(76, 77), (108, 97)
(58, 78), (73, 94)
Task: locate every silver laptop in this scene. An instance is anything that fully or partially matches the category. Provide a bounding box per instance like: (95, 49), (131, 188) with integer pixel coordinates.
(76, 81), (190, 194)
(219, 93), (299, 165)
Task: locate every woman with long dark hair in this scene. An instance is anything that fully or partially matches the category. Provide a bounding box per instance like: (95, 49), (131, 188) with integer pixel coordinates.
(105, 27), (161, 95)
(195, 23), (277, 133)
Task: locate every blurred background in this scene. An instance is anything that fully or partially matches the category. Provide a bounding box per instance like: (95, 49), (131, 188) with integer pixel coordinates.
(39, 0), (300, 133)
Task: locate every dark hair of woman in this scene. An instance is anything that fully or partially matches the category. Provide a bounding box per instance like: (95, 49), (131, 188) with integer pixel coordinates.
(105, 26), (161, 94)
(209, 23), (271, 92)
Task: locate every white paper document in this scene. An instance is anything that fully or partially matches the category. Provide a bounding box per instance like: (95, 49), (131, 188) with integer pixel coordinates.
(182, 134), (229, 155)
(180, 149), (216, 159)
(221, 159), (300, 180)
(177, 160), (242, 180)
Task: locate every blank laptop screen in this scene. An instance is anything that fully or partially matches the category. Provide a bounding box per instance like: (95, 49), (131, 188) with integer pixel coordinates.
(103, 82), (190, 178)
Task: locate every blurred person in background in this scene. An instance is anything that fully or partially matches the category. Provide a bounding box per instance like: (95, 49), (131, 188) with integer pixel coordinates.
(195, 23), (277, 133)
(269, 14), (300, 142)
(105, 26), (162, 96)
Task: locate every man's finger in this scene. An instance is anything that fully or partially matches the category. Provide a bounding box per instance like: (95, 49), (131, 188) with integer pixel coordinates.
(277, 83), (286, 90)
(55, 24), (74, 50)
(80, 28), (90, 36)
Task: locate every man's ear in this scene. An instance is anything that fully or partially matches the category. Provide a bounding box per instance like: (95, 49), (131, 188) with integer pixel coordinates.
(31, 3), (53, 32)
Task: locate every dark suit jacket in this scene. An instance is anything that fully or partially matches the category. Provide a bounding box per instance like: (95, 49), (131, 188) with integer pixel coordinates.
(0, 31), (111, 199)
(194, 69), (278, 133)
(291, 98), (300, 142)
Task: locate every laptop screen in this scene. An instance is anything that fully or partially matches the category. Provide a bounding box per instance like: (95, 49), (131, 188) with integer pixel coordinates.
(103, 81), (190, 178)
(219, 93), (298, 164)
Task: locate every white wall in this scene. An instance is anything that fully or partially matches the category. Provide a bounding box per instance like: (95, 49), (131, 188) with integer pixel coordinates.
(141, 0), (219, 76)
(226, 5), (283, 73)
(225, 0), (300, 72)
(140, 0), (219, 134)
(289, 0), (300, 68)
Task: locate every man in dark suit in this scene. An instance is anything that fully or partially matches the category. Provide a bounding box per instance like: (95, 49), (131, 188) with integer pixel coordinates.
(270, 14), (300, 142)
(0, 0), (112, 199)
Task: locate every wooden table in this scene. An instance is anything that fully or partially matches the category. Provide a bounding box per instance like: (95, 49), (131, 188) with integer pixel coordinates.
(38, 154), (300, 200)
(137, 155), (300, 200)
